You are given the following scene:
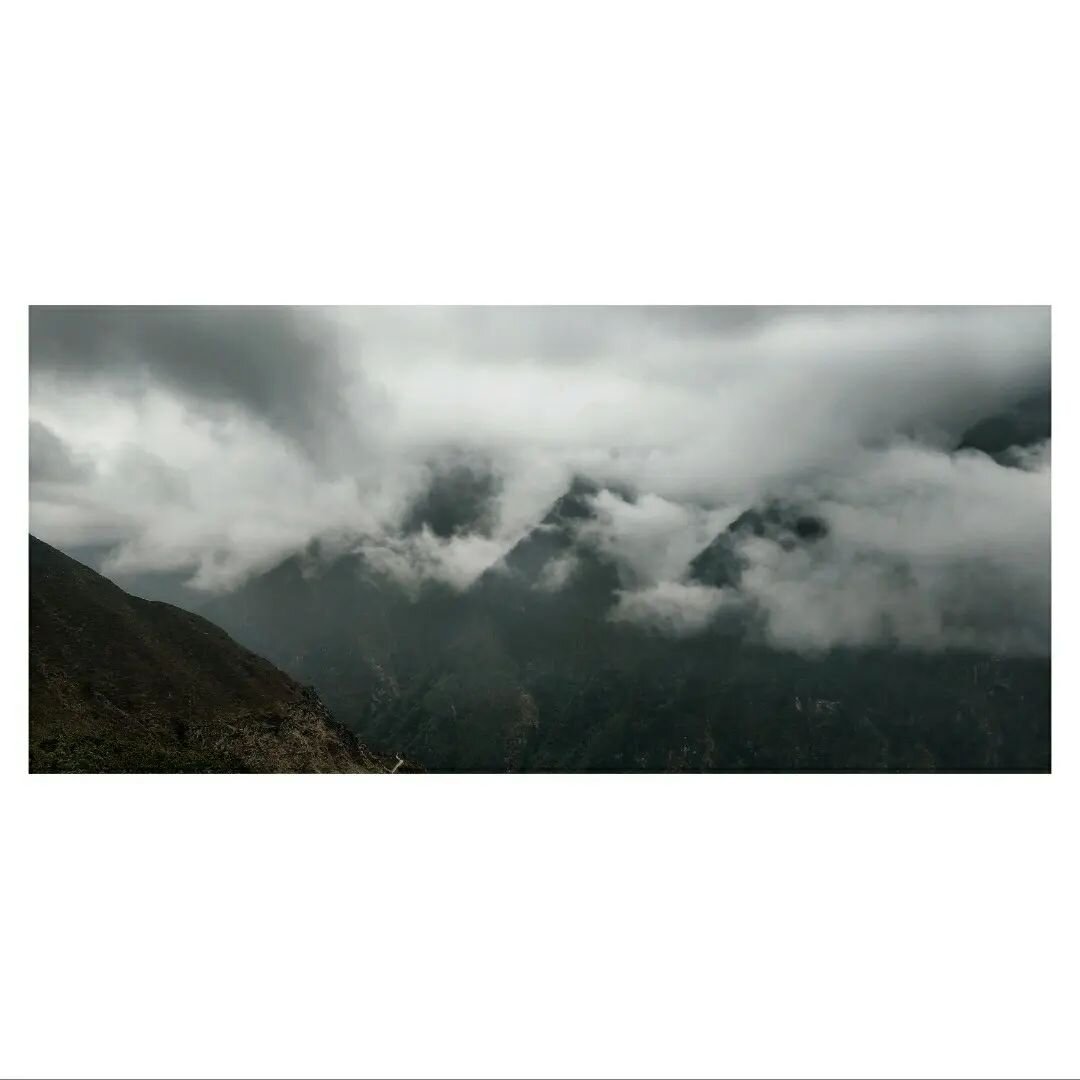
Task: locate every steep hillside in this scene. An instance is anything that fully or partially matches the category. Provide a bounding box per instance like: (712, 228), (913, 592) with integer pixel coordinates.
(29, 536), (406, 773)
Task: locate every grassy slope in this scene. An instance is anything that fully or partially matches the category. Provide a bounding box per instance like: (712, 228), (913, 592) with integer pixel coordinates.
(29, 536), (403, 773)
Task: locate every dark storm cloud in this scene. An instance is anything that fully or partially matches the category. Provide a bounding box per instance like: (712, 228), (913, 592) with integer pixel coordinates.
(29, 421), (93, 483)
(628, 305), (1050, 354)
(29, 306), (358, 463)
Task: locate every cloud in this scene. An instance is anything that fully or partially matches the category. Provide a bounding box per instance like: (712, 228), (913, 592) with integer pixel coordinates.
(28, 305), (1051, 654)
(30, 388), (394, 591)
(29, 421), (94, 483)
(1001, 440), (1050, 473)
(611, 582), (739, 636)
(29, 306), (369, 467)
(577, 489), (734, 586)
(728, 442), (1050, 654)
(359, 529), (508, 593)
(534, 552), (580, 592)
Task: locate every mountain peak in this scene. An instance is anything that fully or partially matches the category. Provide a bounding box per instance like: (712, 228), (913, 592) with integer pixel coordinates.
(689, 501), (828, 587)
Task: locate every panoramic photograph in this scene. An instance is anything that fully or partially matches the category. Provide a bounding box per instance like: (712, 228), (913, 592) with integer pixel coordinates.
(28, 305), (1051, 773)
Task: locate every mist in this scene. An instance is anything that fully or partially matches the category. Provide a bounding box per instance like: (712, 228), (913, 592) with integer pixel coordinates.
(29, 305), (1050, 654)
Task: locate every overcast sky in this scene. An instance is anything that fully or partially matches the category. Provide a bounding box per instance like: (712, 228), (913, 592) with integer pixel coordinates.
(29, 306), (1050, 654)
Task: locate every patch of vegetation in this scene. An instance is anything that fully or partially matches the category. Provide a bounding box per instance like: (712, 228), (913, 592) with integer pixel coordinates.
(29, 536), (409, 773)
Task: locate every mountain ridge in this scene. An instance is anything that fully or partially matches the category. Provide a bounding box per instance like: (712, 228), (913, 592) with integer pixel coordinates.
(29, 535), (409, 773)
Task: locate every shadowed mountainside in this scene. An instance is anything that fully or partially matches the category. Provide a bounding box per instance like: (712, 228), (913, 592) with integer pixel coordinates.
(200, 481), (1049, 773)
(29, 535), (409, 773)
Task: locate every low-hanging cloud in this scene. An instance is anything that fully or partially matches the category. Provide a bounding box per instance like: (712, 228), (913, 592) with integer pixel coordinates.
(359, 528), (509, 594)
(611, 582), (740, 636)
(578, 490), (735, 587)
(29, 421), (94, 484)
(685, 441), (1051, 654)
(28, 305), (1050, 654)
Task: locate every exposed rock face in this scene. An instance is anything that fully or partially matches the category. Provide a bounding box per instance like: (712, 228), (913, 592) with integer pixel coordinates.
(29, 535), (406, 773)
(689, 502), (829, 588)
(402, 459), (501, 539)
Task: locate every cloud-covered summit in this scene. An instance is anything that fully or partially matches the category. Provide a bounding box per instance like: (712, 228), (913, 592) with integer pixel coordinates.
(29, 305), (1050, 654)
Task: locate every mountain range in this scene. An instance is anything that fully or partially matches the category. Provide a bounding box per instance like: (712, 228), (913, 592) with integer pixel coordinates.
(34, 387), (1051, 772)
